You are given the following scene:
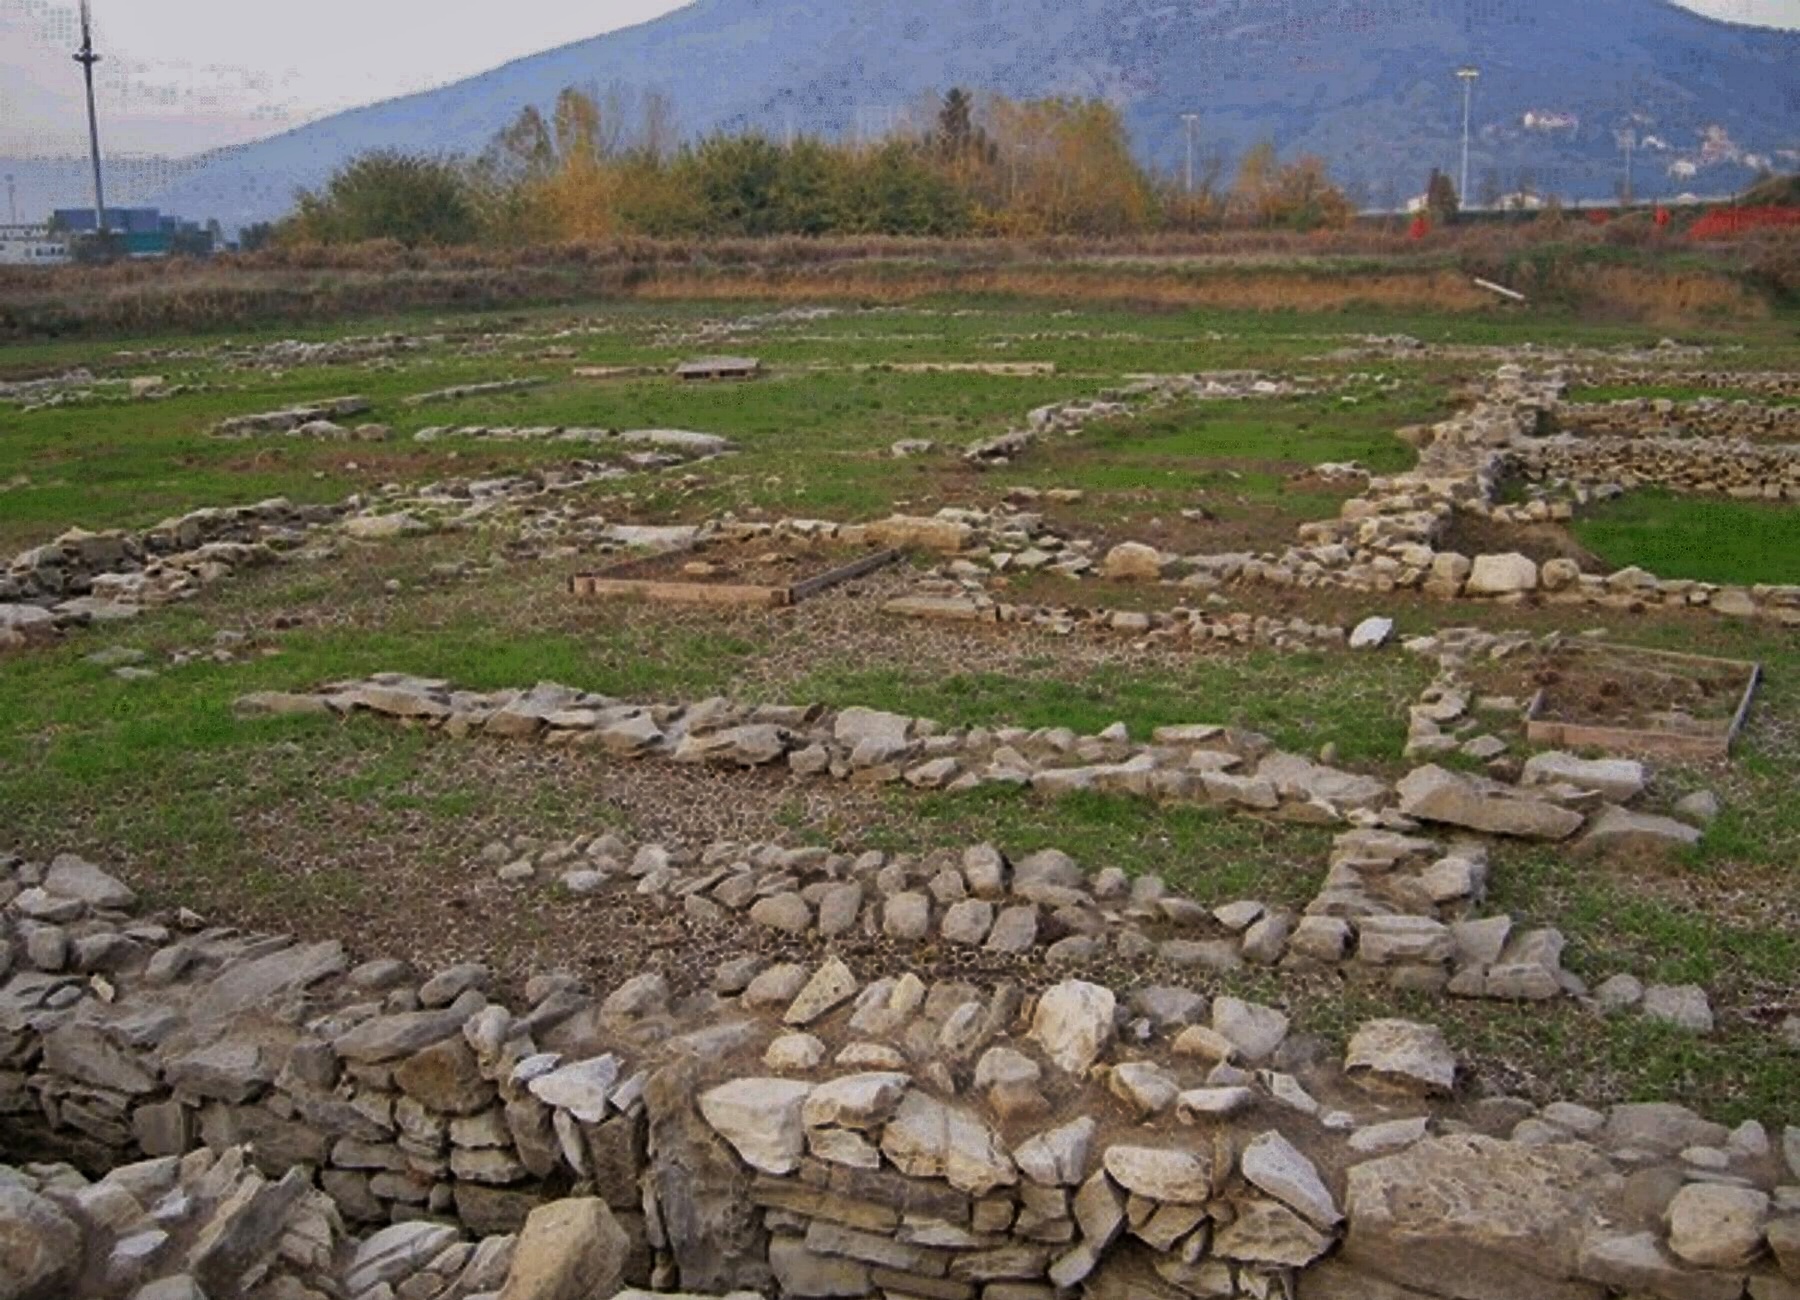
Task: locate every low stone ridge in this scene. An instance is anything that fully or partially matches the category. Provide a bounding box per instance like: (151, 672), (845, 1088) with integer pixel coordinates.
(3, 846), (1790, 1300)
(465, 823), (1684, 1021)
(413, 425), (735, 460)
(212, 395), (372, 437)
(886, 578), (1353, 651)
(244, 672), (1416, 826)
(242, 676), (1723, 875)
(402, 376), (550, 406)
(0, 368), (205, 411)
(0, 457), (706, 647)
(963, 370), (1353, 464)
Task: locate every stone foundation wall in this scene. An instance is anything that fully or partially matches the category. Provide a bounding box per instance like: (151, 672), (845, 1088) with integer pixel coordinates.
(1555, 397), (1800, 444)
(0, 500), (334, 607)
(1514, 433), (1800, 500)
(2, 850), (1794, 1300)
(1564, 367), (1800, 400)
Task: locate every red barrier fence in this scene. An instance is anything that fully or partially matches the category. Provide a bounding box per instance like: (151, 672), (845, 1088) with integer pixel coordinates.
(1687, 207), (1800, 240)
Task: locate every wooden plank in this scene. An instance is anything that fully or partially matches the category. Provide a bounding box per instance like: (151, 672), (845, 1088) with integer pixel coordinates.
(572, 546), (895, 609)
(1473, 276), (1527, 303)
(1725, 662), (1763, 751)
(1524, 718), (1728, 761)
(572, 577), (789, 608)
(676, 356), (762, 381)
(787, 548), (900, 601)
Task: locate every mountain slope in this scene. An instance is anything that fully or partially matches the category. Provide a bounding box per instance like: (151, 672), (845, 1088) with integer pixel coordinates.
(155, 0), (1800, 227)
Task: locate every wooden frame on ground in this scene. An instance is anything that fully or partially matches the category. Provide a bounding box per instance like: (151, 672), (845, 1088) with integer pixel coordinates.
(1524, 642), (1761, 760)
(570, 545), (900, 608)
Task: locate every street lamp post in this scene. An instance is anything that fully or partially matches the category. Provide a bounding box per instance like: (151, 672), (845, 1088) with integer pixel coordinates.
(1181, 114), (1200, 195)
(1456, 65), (1480, 207)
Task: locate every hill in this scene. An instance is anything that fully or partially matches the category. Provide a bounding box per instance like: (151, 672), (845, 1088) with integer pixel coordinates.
(152, 0), (1800, 229)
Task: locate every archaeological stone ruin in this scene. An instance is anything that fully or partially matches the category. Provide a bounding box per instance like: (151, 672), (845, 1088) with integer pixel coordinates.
(2, 310), (1796, 1300)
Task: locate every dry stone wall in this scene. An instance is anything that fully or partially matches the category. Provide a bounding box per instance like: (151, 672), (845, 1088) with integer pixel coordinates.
(1, 849), (1794, 1300)
(1554, 397), (1800, 444)
(1562, 366), (1800, 400)
(1511, 433), (1800, 501)
(0, 500), (333, 615)
(1260, 369), (1797, 622)
(232, 674), (1398, 830)
(234, 674), (1727, 1024)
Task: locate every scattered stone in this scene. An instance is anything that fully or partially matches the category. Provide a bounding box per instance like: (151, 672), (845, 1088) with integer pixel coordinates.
(1521, 752), (1646, 803)
(1641, 984), (1714, 1033)
(1212, 997), (1289, 1064)
(1674, 790), (1723, 825)
(1344, 1019), (1457, 1095)
(1594, 973), (1645, 1013)
(1466, 553), (1539, 597)
(785, 958), (859, 1027)
(1397, 765), (1584, 840)
(1344, 1134), (1623, 1299)
(0, 1184), (82, 1300)
(1577, 806), (1703, 860)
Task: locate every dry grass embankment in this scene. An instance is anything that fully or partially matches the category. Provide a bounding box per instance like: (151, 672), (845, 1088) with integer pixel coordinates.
(0, 225), (1785, 341)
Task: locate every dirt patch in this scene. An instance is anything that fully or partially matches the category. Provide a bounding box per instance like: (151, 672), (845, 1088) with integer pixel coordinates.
(1442, 511), (1600, 568)
(592, 536), (894, 589)
(1024, 490), (1346, 557)
(213, 447), (537, 480)
(1487, 646), (1751, 731)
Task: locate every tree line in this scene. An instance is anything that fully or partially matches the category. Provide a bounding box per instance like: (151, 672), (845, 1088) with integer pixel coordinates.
(270, 86), (1361, 248)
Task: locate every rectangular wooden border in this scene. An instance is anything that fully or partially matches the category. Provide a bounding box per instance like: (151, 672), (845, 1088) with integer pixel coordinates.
(1522, 641), (1761, 760)
(570, 547), (899, 608)
(568, 574), (791, 607)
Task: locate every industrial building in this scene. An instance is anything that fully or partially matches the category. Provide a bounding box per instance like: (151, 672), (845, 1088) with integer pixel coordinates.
(51, 207), (217, 258)
(0, 224), (71, 266)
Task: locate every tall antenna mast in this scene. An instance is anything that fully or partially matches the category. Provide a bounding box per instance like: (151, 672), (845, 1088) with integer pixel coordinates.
(75, 0), (109, 236)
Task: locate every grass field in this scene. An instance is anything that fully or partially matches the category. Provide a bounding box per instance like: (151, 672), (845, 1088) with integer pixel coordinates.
(1572, 490), (1800, 586)
(2, 291), (1796, 1122)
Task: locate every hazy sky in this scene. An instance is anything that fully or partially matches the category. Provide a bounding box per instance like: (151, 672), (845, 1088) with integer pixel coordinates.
(3, 0), (1797, 157)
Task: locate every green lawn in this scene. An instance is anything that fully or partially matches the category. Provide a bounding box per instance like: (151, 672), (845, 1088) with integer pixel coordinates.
(1572, 490), (1800, 587)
